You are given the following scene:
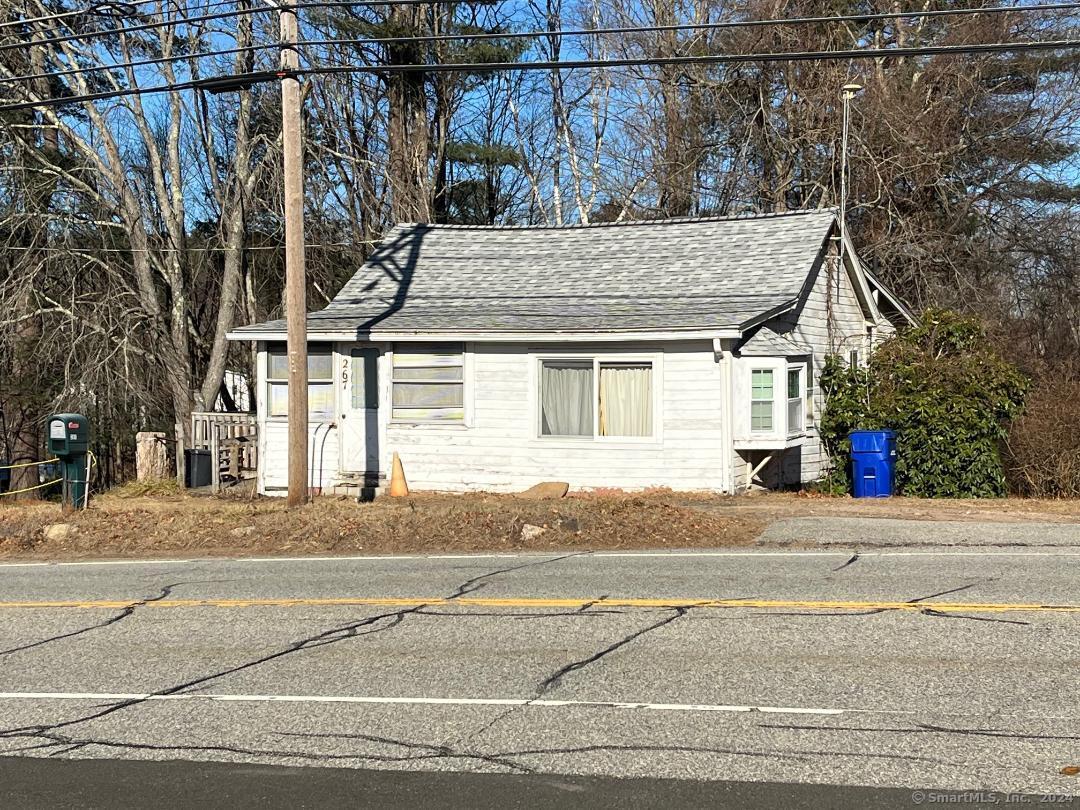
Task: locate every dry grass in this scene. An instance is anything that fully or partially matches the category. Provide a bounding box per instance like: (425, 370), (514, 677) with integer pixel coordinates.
(2, 488), (1076, 561)
(0, 491), (763, 560)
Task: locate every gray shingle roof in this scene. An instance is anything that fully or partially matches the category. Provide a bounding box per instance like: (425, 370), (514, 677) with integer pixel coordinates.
(230, 210), (837, 339)
(737, 324), (813, 356)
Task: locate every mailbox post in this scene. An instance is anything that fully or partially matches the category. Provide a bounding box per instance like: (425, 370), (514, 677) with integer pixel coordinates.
(47, 413), (91, 511)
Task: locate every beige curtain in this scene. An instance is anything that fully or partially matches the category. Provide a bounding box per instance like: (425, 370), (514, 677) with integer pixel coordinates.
(599, 364), (652, 437)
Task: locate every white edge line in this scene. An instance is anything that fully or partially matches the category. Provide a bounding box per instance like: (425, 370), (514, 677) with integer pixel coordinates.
(0, 692), (846, 716)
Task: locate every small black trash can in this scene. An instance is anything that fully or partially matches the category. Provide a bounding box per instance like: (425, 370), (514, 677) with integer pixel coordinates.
(184, 448), (213, 488)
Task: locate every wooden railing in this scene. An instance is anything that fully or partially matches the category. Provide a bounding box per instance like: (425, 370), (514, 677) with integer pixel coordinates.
(189, 411), (258, 491)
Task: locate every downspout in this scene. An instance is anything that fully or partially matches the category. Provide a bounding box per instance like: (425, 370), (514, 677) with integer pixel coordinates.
(714, 337), (738, 495)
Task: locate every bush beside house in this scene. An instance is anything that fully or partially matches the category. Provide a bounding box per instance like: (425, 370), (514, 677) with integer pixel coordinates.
(819, 310), (1028, 498)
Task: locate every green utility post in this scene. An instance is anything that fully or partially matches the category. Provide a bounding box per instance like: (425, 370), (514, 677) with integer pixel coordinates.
(46, 413), (91, 512)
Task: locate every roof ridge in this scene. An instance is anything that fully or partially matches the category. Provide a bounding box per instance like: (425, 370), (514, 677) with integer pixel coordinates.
(385, 207), (837, 234)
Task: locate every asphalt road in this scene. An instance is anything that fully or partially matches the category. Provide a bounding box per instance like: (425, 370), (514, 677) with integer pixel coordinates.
(0, 546), (1078, 807)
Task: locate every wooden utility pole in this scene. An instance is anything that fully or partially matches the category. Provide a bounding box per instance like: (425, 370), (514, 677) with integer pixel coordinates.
(279, 3), (309, 506)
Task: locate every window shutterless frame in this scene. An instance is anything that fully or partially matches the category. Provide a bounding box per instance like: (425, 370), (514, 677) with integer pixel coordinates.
(750, 368), (774, 432)
(266, 344), (334, 420)
(786, 364), (806, 435)
(389, 343), (466, 424)
(534, 353), (661, 443)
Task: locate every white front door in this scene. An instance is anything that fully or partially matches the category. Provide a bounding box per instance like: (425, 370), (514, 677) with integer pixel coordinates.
(339, 346), (380, 476)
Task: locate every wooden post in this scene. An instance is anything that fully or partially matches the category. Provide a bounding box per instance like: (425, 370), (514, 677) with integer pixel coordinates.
(175, 422), (186, 488)
(136, 432), (168, 481)
(280, 3), (308, 507)
(211, 425), (221, 494)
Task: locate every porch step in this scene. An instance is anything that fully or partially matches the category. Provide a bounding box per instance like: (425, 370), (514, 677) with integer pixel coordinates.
(327, 474), (384, 501)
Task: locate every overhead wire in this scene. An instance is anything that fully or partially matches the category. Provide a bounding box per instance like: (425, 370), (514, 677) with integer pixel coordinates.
(0, 1), (1074, 89)
(10, 0), (1079, 56)
(4, 36), (1078, 111)
(0, 0), (257, 31)
(299, 1), (1080, 49)
(0, 0), (467, 55)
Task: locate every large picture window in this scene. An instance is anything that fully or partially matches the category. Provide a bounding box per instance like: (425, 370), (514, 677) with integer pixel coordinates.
(392, 344), (464, 422)
(266, 346), (334, 419)
(540, 358), (653, 439)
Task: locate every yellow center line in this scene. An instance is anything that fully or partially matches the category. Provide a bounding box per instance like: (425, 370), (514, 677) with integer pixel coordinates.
(0, 596), (1075, 613)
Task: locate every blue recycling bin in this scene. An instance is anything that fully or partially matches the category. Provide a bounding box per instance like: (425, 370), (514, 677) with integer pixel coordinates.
(849, 429), (897, 498)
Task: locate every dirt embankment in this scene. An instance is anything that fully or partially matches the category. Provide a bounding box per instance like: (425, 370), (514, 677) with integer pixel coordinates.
(0, 490), (764, 560)
(1, 489), (1076, 561)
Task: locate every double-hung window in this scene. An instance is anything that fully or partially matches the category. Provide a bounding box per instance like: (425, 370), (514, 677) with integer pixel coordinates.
(391, 344), (464, 422)
(266, 345), (334, 419)
(787, 366), (804, 434)
(750, 370), (774, 432)
(539, 358), (653, 439)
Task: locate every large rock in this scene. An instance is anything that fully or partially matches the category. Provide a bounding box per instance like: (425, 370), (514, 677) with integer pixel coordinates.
(42, 524), (77, 541)
(517, 481), (569, 500)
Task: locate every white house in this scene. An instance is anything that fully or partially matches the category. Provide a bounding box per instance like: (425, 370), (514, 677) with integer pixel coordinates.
(227, 210), (914, 496)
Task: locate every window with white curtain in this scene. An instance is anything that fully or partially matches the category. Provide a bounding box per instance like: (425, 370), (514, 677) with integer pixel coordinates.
(266, 345), (334, 419)
(392, 344), (464, 422)
(540, 361), (593, 436)
(540, 358), (653, 439)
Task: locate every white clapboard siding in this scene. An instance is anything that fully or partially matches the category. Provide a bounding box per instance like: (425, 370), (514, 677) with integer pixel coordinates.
(260, 420), (340, 492)
(762, 249), (875, 484)
(383, 341), (728, 493)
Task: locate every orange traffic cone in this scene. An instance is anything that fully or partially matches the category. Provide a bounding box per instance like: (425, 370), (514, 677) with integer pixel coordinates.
(389, 451), (409, 497)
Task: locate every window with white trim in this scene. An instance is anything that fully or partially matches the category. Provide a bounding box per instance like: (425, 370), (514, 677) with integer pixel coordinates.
(750, 369), (774, 432)
(266, 345), (334, 419)
(849, 348), (860, 369)
(787, 366), (804, 434)
(391, 343), (464, 422)
(539, 358), (653, 439)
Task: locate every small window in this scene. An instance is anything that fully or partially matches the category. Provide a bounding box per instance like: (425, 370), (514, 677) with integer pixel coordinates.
(751, 369), (774, 432)
(350, 349), (378, 410)
(787, 367), (804, 434)
(392, 344), (464, 422)
(849, 349), (860, 369)
(266, 346), (334, 419)
(540, 358), (654, 439)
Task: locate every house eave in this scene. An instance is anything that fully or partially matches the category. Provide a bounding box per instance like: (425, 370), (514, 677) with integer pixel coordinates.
(227, 327), (744, 343)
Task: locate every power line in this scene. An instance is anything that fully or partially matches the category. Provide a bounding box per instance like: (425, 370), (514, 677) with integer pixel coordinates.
(299, 2), (1080, 49)
(1, 242), (371, 251)
(0, 43), (281, 87)
(4, 1), (1075, 90)
(0, 0), (247, 31)
(0, 0), (465, 55)
(3, 37), (1077, 111)
(308, 38), (1080, 73)
(0, 4), (273, 55)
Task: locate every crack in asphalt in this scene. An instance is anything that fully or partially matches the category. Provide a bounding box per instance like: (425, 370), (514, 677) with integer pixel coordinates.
(454, 605), (693, 753)
(760, 722), (1080, 744)
(0, 554), (591, 761)
(919, 607), (1030, 626)
(536, 607), (689, 695)
(0, 582), (201, 660)
(832, 553), (860, 572)
(445, 553), (589, 600)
